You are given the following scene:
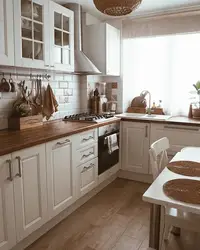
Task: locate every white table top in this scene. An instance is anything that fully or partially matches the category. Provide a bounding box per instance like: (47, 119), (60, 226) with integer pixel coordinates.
(143, 147), (200, 214)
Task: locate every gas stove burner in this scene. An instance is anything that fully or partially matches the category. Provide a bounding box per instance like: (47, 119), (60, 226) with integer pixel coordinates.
(63, 113), (115, 123)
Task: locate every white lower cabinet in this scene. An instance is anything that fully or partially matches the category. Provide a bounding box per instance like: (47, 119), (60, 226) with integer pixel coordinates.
(46, 136), (76, 218)
(150, 124), (200, 159)
(0, 155), (16, 250)
(77, 158), (98, 198)
(121, 121), (150, 174)
(12, 145), (48, 242)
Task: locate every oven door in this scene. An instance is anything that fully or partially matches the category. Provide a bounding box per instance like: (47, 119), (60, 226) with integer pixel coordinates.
(98, 130), (119, 175)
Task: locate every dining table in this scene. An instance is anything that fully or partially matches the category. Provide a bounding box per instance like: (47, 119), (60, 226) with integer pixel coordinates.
(143, 147), (200, 250)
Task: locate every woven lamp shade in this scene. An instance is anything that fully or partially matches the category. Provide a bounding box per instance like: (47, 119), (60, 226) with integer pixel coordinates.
(93, 0), (142, 16)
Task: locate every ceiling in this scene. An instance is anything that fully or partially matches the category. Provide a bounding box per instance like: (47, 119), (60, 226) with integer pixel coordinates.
(55, 0), (200, 20)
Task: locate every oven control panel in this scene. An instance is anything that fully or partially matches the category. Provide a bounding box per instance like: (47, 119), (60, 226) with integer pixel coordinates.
(98, 122), (120, 137)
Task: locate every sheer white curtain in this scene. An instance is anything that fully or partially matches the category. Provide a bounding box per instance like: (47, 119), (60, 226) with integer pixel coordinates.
(123, 33), (200, 116)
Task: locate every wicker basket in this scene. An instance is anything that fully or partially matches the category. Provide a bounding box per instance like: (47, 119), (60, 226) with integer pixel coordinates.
(93, 0), (142, 16)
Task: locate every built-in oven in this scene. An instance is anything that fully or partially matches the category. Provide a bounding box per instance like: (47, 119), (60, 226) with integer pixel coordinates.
(98, 123), (120, 175)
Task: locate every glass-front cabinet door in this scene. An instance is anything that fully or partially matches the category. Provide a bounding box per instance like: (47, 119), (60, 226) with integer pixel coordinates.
(0, 0), (14, 66)
(49, 2), (74, 72)
(14, 0), (50, 68)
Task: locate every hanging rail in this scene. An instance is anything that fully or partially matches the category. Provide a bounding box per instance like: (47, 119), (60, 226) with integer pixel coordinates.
(0, 72), (51, 80)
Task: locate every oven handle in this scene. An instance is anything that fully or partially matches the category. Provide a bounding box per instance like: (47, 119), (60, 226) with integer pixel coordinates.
(99, 130), (120, 140)
(104, 132), (119, 145)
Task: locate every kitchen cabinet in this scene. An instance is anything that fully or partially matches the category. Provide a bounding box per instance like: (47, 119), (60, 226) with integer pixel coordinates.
(14, 0), (50, 69)
(0, 0), (14, 66)
(46, 136), (76, 218)
(77, 158), (98, 197)
(121, 121), (150, 174)
(0, 155), (16, 250)
(12, 145), (48, 242)
(49, 1), (74, 72)
(150, 123), (200, 160)
(84, 23), (120, 76)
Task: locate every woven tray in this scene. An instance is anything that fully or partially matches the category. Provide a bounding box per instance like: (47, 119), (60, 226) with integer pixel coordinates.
(163, 179), (200, 204)
(167, 161), (200, 177)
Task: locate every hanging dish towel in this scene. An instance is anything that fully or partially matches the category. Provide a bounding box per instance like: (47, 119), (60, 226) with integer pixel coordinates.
(107, 134), (119, 154)
(43, 83), (58, 120)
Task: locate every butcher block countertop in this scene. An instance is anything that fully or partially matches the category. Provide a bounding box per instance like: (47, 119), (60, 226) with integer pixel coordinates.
(117, 113), (200, 127)
(0, 118), (121, 156)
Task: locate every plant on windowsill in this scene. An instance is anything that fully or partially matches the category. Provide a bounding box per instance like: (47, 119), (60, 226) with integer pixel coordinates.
(192, 81), (200, 119)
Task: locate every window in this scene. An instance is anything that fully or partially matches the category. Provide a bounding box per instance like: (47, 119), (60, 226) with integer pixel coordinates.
(123, 33), (200, 116)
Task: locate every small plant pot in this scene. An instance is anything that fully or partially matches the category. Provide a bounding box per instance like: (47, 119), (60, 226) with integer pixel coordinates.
(192, 108), (200, 119)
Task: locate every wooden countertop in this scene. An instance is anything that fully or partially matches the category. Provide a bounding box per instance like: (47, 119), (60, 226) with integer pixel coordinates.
(121, 116), (200, 127)
(0, 118), (121, 156)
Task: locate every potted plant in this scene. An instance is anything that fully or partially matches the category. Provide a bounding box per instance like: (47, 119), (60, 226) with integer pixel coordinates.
(192, 81), (200, 119)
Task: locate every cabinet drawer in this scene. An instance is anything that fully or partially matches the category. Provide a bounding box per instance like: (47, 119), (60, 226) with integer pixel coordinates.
(75, 129), (97, 149)
(75, 143), (98, 167)
(77, 158), (98, 197)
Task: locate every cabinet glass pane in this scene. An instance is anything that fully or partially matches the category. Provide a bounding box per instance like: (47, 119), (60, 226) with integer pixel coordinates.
(63, 49), (70, 65)
(54, 47), (62, 63)
(33, 2), (42, 22)
(54, 12), (62, 29)
(63, 16), (69, 32)
(34, 42), (43, 60)
(63, 33), (69, 49)
(55, 30), (62, 46)
(22, 19), (32, 39)
(21, 0), (32, 19)
(34, 23), (43, 41)
(22, 40), (33, 59)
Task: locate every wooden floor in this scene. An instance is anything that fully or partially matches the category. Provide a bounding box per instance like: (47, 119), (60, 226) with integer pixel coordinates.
(26, 178), (200, 250)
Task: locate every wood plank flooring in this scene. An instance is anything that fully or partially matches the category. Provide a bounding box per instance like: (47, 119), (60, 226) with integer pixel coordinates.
(26, 178), (200, 250)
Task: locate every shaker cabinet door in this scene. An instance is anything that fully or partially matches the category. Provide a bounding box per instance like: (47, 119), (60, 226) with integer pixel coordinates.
(49, 1), (74, 72)
(121, 122), (150, 174)
(46, 136), (76, 219)
(12, 145), (48, 242)
(14, 0), (50, 69)
(0, 155), (16, 250)
(0, 0), (14, 66)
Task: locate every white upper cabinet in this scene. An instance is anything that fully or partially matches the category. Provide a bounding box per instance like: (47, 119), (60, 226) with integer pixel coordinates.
(0, 154), (16, 250)
(12, 145), (48, 242)
(106, 24), (120, 76)
(49, 1), (74, 72)
(0, 0), (14, 66)
(84, 23), (121, 76)
(121, 121), (150, 174)
(14, 0), (50, 69)
(46, 136), (76, 218)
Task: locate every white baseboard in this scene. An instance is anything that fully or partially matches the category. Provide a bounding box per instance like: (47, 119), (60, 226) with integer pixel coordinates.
(12, 173), (118, 250)
(118, 170), (153, 184)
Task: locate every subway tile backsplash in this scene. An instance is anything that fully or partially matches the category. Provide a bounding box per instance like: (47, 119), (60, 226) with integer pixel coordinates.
(0, 67), (103, 130)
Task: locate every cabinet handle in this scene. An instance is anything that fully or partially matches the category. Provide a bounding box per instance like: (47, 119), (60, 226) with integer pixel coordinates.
(164, 126), (199, 131)
(56, 139), (71, 148)
(44, 65), (49, 67)
(16, 156), (22, 178)
(51, 65), (55, 68)
(6, 160), (13, 181)
(81, 152), (93, 159)
(145, 125), (148, 138)
(82, 136), (94, 142)
(81, 163), (95, 173)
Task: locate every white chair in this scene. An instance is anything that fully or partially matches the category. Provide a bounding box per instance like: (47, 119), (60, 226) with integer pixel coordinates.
(149, 138), (200, 250)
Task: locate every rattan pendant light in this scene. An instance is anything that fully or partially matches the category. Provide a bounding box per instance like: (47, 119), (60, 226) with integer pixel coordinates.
(93, 0), (142, 16)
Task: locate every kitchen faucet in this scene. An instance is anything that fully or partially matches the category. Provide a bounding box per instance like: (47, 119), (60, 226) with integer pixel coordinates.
(140, 90), (151, 115)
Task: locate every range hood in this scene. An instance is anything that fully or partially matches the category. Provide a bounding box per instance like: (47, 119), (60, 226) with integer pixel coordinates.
(63, 3), (101, 75)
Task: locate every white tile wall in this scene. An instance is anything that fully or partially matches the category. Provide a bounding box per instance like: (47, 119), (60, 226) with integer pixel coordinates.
(0, 67), (106, 130)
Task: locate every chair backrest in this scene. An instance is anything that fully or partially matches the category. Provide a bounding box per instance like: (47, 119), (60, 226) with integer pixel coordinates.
(149, 137), (170, 180)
